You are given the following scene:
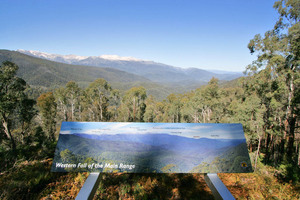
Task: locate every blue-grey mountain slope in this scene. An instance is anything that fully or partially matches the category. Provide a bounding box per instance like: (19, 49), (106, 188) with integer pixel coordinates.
(0, 50), (177, 99)
(18, 49), (243, 84)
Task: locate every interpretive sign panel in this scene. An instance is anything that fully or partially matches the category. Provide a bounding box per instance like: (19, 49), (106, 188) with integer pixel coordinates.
(51, 122), (252, 173)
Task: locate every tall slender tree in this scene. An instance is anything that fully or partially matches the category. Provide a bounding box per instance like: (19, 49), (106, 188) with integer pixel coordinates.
(37, 92), (57, 141)
(86, 78), (112, 121)
(0, 61), (35, 151)
(122, 87), (147, 122)
(247, 0), (299, 163)
(65, 81), (81, 121)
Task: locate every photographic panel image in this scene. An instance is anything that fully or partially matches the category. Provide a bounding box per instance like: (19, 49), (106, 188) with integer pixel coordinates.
(51, 122), (253, 173)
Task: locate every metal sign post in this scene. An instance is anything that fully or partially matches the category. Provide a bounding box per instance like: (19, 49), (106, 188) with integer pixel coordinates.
(76, 173), (236, 200)
(75, 172), (101, 200)
(204, 173), (235, 200)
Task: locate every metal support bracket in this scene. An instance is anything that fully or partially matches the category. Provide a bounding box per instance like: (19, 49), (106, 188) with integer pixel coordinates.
(76, 173), (235, 200)
(75, 172), (101, 200)
(204, 173), (235, 200)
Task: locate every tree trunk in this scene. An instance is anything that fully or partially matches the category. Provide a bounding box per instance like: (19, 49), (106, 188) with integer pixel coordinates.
(2, 117), (16, 151)
(265, 133), (271, 163)
(279, 134), (286, 163)
(254, 135), (261, 170)
(298, 141), (300, 166)
(272, 138), (276, 166)
(71, 100), (74, 121)
(63, 106), (68, 121)
(133, 97), (136, 121)
(286, 73), (295, 159)
(287, 116), (296, 159)
(78, 104), (82, 121)
(99, 103), (103, 121)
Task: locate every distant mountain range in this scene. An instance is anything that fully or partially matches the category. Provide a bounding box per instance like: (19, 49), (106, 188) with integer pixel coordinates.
(73, 133), (245, 155)
(53, 133), (251, 173)
(18, 49), (243, 83)
(0, 49), (243, 99)
(0, 49), (173, 99)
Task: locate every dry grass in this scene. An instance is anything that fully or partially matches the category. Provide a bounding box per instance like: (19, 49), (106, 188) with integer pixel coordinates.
(1, 159), (299, 199)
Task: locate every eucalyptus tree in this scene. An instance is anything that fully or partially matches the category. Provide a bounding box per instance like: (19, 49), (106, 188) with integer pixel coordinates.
(37, 92), (57, 141)
(122, 86), (147, 122)
(54, 87), (68, 121)
(166, 93), (182, 123)
(143, 95), (157, 122)
(65, 81), (81, 121)
(143, 99), (169, 123)
(107, 89), (121, 121)
(86, 78), (112, 121)
(181, 90), (204, 123)
(0, 61), (35, 151)
(247, 0), (299, 162)
(201, 78), (223, 123)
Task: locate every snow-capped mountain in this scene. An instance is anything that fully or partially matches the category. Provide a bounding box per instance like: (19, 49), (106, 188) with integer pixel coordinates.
(17, 49), (243, 83)
(17, 49), (144, 63)
(17, 49), (88, 64)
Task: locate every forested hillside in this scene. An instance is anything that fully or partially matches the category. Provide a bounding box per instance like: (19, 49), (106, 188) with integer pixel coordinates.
(0, 50), (152, 86)
(0, 50), (178, 100)
(0, 0), (299, 199)
(18, 49), (243, 83)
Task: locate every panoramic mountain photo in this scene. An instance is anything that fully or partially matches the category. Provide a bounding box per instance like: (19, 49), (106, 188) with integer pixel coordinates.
(52, 122), (252, 173)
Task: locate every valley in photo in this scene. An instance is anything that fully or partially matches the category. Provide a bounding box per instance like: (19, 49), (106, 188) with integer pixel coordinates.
(52, 122), (252, 173)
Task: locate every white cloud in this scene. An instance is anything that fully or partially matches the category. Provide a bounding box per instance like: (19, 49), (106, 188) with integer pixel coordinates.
(60, 130), (71, 134)
(99, 55), (144, 61)
(106, 122), (131, 130)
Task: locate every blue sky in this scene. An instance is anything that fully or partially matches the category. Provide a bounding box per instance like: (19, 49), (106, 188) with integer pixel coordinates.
(60, 122), (246, 139)
(0, 0), (278, 71)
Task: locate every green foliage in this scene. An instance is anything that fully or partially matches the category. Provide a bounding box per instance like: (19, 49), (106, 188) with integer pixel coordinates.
(37, 92), (57, 141)
(86, 78), (112, 121)
(278, 161), (300, 183)
(245, 0), (300, 166)
(190, 144), (252, 173)
(161, 164), (177, 173)
(0, 61), (36, 153)
(65, 81), (81, 121)
(120, 86), (147, 122)
(165, 93), (183, 123)
(0, 159), (62, 200)
(143, 95), (156, 122)
(60, 149), (76, 163)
